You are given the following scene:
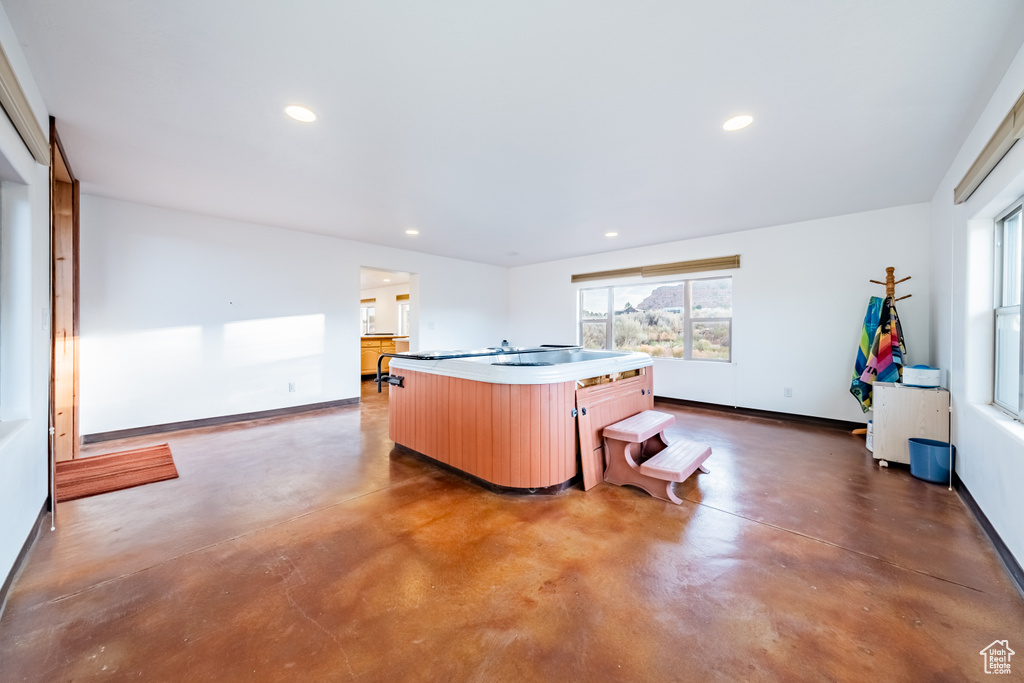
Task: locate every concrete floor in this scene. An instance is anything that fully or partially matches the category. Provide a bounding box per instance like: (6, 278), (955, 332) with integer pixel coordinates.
(1, 382), (1022, 681)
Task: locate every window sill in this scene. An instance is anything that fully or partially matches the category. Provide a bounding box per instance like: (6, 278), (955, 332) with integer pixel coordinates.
(971, 402), (1024, 446)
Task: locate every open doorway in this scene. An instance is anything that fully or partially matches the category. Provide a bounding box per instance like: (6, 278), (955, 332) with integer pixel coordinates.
(50, 118), (80, 462)
(359, 268), (413, 378)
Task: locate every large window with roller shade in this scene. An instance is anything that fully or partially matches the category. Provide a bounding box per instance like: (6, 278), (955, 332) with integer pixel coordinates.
(995, 196), (1024, 416)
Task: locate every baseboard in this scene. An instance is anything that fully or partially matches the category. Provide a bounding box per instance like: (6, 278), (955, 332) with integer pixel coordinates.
(82, 397), (360, 444)
(654, 396), (865, 432)
(953, 472), (1024, 599)
(0, 499), (48, 622)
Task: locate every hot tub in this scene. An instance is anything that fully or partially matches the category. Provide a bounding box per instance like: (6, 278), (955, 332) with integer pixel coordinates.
(387, 347), (654, 492)
(388, 348), (652, 384)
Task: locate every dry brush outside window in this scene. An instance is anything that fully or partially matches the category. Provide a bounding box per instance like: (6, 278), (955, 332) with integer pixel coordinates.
(579, 276), (732, 361)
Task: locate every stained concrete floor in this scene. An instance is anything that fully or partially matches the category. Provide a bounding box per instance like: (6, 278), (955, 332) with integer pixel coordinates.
(1, 382), (1023, 681)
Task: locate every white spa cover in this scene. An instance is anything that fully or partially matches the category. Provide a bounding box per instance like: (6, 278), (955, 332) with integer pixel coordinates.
(388, 348), (653, 385)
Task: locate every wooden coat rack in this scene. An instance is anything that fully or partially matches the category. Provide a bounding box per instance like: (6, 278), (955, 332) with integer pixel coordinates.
(851, 266), (917, 438)
(870, 267), (911, 301)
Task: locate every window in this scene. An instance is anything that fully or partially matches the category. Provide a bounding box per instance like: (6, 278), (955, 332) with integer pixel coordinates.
(398, 302), (410, 335)
(360, 305), (375, 335)
(579, 276), (732, 361)
(995, 197), (1023, 414)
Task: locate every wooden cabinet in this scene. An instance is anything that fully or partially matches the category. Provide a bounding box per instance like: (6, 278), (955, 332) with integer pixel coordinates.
(872, 383), (949, 465)
(361, 344), (381, 375)
(360, 336), (408, 375)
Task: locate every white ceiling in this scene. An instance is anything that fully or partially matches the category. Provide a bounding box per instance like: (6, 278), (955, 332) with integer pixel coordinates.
(361, 268), (411, 291)
(7, 1), (1024, 266)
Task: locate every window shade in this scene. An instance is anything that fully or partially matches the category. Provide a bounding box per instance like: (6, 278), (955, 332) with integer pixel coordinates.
(955, 89), (1024, 205)
(0, 42), (48, 164)
(360, 298), (376, 304)
(570, 267), (643, 284)
(571, 255), (740, 283)
(396, 294), (410, 301)
(640, 255), (741, 278)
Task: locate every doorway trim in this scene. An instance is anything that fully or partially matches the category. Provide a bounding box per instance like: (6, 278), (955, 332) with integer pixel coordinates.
(49, 118), (80, 463)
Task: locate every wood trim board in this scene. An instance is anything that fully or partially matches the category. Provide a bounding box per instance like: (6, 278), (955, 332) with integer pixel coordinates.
(50, 120), (80, 462)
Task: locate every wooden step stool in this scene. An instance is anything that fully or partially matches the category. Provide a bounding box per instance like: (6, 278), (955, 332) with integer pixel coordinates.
(602, 410), (711, 504)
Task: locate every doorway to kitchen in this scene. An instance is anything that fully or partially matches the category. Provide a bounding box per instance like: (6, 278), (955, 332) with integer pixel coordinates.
(50, 119), (80, 463)
(359, 268), (414, 378)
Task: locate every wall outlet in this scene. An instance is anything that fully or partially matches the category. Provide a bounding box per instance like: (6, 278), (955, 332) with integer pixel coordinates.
(288, 382), (296, 393)
(784, 387), (793, 398)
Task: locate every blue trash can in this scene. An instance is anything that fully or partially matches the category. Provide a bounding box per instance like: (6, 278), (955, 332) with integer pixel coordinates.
(908, 438), (955, 484)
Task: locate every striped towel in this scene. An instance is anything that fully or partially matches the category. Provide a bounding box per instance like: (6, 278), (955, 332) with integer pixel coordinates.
(850, 296), (884, 412)
(860, 297), (907, 388)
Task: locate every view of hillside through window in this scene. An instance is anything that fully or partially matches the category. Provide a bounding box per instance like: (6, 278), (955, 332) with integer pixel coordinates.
(580, 277), (731, 361)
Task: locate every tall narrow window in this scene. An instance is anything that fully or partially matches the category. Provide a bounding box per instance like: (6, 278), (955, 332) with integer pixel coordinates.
(398, 302), (410, 335)
(579, 276), (732, 361)
(361, 305), (375, 335)
(995, 198), (1023, 414)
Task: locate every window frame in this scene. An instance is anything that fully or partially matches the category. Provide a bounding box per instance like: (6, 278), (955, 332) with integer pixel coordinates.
(994, 196), (1024, 417)
(397, 301), (410, 336)
(360, 304), (375, 335)
(579, 288), (614, 350)
(578, 275), (733, 362)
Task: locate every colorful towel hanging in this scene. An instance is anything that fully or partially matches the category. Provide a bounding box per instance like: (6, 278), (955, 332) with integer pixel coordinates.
(850, 296), (884, 412)
(861, 297), (906, 386)
(852, 297), (907, 412)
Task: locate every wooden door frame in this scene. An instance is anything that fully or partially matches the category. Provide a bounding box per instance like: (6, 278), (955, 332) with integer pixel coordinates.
(49, 117), (80, 463)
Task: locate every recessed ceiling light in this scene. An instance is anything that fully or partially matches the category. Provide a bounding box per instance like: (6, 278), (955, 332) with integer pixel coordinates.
(723, 115), (753, 131)
(383, 279), (391, 282)
(605, 232), (619, 237)
(405, 229), (419, 235)
(285, 105), (316, 122)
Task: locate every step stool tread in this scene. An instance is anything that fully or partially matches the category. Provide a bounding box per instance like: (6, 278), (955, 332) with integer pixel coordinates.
(640, 439), (712, 482)
(602, 410), (675, 443)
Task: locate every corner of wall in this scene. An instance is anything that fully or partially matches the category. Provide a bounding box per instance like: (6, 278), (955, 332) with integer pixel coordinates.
(0, 12), (52, 598)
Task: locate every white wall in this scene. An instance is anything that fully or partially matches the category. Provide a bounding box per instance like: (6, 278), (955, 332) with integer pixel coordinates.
(928, 40), (1024, 568)
(79, 196), (509, 434)
(0, 4), (52, 598)
(510, 204), (931, 424)
(360, 282), (411, 336)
